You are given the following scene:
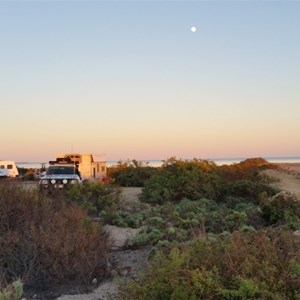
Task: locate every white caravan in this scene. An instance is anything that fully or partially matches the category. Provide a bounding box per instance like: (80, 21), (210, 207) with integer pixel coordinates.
(0, 161), (19, 177)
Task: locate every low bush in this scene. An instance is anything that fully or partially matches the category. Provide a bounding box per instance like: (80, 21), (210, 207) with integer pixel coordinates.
(140, 158), (277, 205)
(65, 181), (121, 217)
(113, 196), (266, 249)
(108, 160), (157, 187)
(0, 183), (109, 291)
(218, 157), (272, 182)
(0, 279), (23, 300)
(260, 191), (300, 229)
(133, 228), (164, 246)
(120, 230), (300, 299)
(141, 158), (221, 204)
(17, 168), (36, 181)
(220, 180), (278, 204)
(111, 210), (143, 228)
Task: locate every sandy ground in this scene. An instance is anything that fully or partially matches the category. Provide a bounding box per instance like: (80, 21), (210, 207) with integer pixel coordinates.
(263, 163), (300, 200)
(120, 187), (142, 202)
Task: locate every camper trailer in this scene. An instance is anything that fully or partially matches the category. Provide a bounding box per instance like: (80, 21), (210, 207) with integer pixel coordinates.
(0, 161), (19, 177)
(55, 154), (107, 181)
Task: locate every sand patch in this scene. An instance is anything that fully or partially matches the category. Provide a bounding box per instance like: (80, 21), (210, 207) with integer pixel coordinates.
(263, 164), (300, 200)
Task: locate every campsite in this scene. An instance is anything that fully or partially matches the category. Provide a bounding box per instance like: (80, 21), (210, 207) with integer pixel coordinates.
(0, 158), (299, 299)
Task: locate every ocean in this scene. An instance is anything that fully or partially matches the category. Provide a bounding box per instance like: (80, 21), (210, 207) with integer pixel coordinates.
(16, 157), (300, 169)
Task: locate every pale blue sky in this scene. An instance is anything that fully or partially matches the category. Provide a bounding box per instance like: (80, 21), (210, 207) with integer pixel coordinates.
(1, 0), (300, 162)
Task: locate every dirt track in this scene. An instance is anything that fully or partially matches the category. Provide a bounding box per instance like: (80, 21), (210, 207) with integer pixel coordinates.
(263, 163), (300, 200)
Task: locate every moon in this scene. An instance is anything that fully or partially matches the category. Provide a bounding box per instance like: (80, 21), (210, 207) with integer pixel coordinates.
(191, 26), (197, 33)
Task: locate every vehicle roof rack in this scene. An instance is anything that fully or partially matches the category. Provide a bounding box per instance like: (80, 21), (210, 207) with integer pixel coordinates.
(49, 158), (79, 167)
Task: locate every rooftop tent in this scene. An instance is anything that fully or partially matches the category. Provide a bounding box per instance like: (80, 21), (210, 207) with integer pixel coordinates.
(64, 154), (82, 163)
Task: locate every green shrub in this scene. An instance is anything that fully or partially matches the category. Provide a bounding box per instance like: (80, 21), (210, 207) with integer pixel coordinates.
(108, 160), (157, 187)
(111, 210), (142, 228)
(220, 180), (278, 204)
(240, 225), (257, 233)
(119, 196), (264, 245)
(133, 228), (164, 246)
(121, 230), (300, 299)
(224, 210), (248, 232)
(260, 191), (300, 229)
(0, 279), (23, 300)
(141, 158), (221, 204)
(65, 181), (121, 216)
(140, 158), (277, 205)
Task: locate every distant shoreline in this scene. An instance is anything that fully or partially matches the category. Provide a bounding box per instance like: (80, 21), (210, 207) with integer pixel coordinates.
(15, 157), (300, 169)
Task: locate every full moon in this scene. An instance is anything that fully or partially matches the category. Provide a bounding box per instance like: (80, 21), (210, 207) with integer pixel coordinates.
(191, 26), (197, 32)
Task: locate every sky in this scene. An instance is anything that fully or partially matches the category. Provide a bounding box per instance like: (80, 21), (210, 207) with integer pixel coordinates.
(1, 0), (300, 162)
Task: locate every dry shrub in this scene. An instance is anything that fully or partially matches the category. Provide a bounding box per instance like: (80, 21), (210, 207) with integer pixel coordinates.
(0, 183), (109, 289)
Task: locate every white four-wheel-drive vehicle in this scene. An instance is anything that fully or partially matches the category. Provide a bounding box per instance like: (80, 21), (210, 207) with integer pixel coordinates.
(39, 163), (82, 190)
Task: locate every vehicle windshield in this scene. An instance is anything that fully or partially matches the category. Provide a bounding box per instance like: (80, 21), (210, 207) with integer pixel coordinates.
(46, 166), (78, 175)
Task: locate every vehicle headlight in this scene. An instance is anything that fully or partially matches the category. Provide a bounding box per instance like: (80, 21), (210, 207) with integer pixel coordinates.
(70, 180), (77, 184)
(63, 179), (68, 184)
(51, 179), (56, 184)
(41, 180), (48, 185)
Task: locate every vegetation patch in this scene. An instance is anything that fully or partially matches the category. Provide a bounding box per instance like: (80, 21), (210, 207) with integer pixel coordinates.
(120, 230), (300, 300)
(1, 157), (299, 299)
(108, 160), (156, 187)
(109, 158), (300, 299)
(0, 183), (110, 295)
(65, 180), (121, 217)
(140, 157), (278, 205)
(260, 191), (300, 229)
(0, 279), (23, 300)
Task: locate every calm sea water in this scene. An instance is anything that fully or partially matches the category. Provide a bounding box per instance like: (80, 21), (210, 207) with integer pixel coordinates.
(16, 157), (300, 169)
